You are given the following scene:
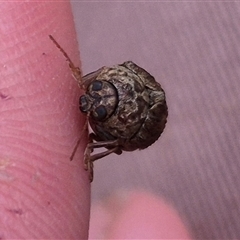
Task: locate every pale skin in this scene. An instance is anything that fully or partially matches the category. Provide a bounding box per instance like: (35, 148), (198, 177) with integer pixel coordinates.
(0, 2), (191, 239)
(49, 35), (120, 182)
(0, 2), (89, 239)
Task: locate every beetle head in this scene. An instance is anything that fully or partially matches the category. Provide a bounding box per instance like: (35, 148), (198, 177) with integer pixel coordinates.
(79, 80), (118, 122)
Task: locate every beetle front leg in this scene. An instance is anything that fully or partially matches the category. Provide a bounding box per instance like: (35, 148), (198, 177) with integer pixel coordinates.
(84, 146), (119, 182)
(84, 135), (120, 182)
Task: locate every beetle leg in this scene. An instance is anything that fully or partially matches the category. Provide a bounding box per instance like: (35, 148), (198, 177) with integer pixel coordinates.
(84, 136), (120, 182)
(84, 138), (119, 168)
(85, 146), (119, 182)
(88, 139), (119, 150)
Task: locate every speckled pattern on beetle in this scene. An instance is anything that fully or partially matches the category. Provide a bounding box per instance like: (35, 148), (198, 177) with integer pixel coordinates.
(81, 61), (168, 151)
(49, 36), (168, 182)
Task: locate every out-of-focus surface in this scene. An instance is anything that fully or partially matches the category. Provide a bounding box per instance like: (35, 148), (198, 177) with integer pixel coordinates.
(71, 2), (240, 239)
(88, 190), (192, 239)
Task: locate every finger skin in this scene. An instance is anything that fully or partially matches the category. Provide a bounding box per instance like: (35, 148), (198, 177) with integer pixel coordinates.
(0, 2), (90, 239)
(90, 191), (192, 239)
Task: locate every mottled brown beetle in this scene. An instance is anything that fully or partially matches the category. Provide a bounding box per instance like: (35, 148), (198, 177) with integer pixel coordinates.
(49, 35), (168, 182)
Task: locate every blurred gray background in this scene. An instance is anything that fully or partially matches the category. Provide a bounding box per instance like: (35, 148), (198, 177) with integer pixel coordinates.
(71, 2), (240, 239)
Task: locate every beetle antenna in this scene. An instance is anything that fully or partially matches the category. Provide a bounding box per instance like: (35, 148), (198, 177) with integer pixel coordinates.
(49, 35), (75, 68)
(49, 35), (83, 87)
(70, 113), (89, 161)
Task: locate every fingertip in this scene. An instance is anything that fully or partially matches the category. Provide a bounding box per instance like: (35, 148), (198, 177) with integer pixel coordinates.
(0, 2), (89, 238)
(90, 190), (192, 239)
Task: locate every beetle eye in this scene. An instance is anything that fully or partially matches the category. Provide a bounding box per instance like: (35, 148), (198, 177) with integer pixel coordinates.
(91, 80), (102, 91)
(79, 95), (88, 112)
(94, 105), (107, 121)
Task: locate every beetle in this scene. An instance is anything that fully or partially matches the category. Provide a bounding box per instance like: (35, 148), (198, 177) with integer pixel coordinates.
(49, 35), (168, 182)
